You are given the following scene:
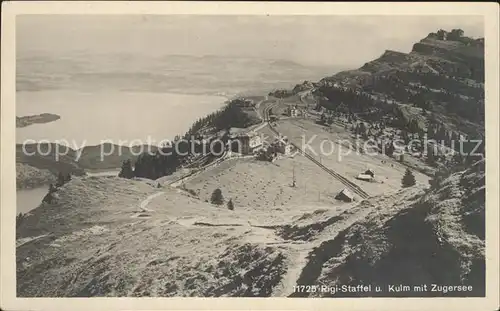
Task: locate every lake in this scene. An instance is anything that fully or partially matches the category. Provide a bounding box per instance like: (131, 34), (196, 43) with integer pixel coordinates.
(17, 187), (48, 214)
(16, 89), (226, 213)
(16, 90), (226, 147)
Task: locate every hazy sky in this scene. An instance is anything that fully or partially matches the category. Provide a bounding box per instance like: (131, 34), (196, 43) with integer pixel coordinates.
(17, 15), (484, 67)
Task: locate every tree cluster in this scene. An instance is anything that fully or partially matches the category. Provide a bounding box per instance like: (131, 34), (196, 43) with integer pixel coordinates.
(269, 89), (294, 98)
(128, 100), (253, 180)
(42, 171), (72, 204)
(186, 99), (257, 136)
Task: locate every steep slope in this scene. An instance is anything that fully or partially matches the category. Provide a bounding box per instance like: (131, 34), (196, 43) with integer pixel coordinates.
(16, 159), (485, 297)
(308, 29), (484, 135)
(290, 160), (485, 297)
(16, 176), (291, 297)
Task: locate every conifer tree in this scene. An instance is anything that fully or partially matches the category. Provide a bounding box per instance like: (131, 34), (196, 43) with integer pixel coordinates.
(42, 192), (54, 204)
(227, 199), (234, 211)
(451, 131), (460, 151)
(426, 125), (435, 139)
(453, 152), (464, 166)
(49, 183), (56, 193)
(56, 172), (65, 187)
(119, 159), (134, 179)
(385, 141), (395, 157)
(401, 168), (416, 188)
(426, 146), (437, 165)
(16, 212), (25, 228)
(210, 188), (224, 206)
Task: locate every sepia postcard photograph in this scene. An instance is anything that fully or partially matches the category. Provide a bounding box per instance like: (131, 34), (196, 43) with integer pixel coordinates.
(1, 2), (499, 311)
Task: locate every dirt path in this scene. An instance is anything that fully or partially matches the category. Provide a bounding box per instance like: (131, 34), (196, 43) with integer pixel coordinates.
(139, 192), (165, 212)
(16, 234), (50, 248)
(274, 199), (382, 296)
(167, 151), (228, 188)
(272, 248), (312, 296)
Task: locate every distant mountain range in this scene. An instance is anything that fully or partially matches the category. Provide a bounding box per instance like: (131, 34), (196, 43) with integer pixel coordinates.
(17, 53), (341, 97)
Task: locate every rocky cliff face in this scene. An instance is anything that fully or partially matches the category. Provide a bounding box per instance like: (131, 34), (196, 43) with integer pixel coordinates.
(321, 30), (484, 83)
(310, 29), (484, 138)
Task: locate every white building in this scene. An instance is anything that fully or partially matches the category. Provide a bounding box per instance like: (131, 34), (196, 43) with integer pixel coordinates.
(288, 105), (301, 117)
(356, 173), (374, 182)
(230, 131), (263, 155)
(249, 132), (263, 151)
(274, 140), (293, 155)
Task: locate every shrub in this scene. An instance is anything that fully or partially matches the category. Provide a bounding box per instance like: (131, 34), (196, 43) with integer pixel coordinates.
(49, 183), (57, 193)
(55, 172), (66, 187)
(42, 192), (54, 204)
(227, 199), (234, 210)
(16, 213), (25, 228)
(186, 188), (198, 197)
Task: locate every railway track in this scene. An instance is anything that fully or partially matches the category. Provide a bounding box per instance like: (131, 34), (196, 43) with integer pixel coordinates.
(264, 100), (370, 200)
(293, 144), (370, 199)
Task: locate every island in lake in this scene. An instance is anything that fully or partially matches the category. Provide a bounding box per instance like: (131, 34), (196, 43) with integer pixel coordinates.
(16, 113), (60, 128)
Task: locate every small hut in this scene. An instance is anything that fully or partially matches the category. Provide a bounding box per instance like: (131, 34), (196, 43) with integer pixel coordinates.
(356, 174), (374, 182)
(335, 189), (354, 202)
(364, 169), (375, 178)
